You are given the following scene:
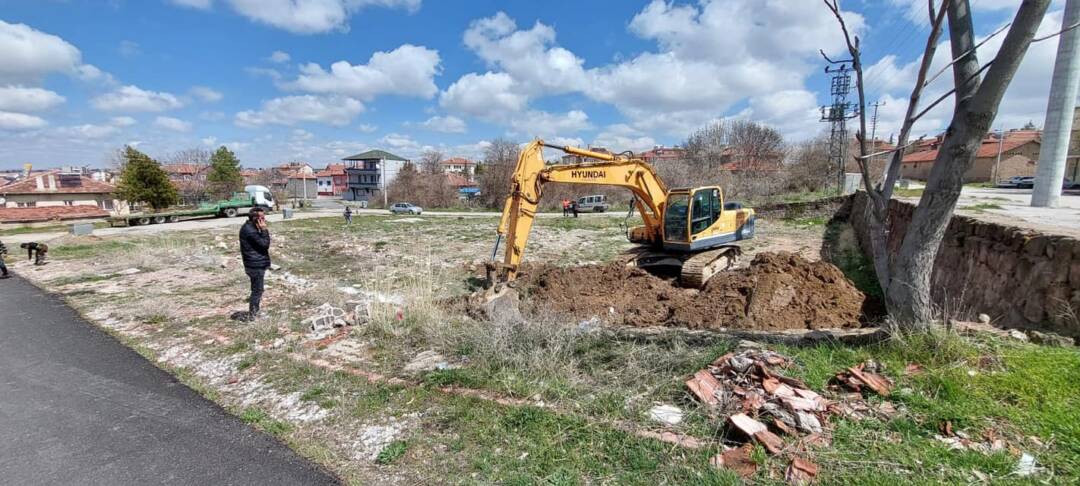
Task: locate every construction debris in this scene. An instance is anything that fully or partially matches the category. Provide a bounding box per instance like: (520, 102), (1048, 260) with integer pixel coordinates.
(403, 350), (451, 373)
(830, 361), (893, 396)
(785, 457), (819, 485)
(1014, 452), (1037, 476)
(303, 303), (348, 332)
(648, 404), (685, 426)
(709, 444), (758, 479)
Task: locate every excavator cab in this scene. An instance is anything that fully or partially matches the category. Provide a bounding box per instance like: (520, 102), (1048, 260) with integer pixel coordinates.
(661, 187), (754, 252)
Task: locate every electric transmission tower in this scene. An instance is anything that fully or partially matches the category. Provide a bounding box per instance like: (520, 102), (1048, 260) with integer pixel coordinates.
(820, 54), (859, 194)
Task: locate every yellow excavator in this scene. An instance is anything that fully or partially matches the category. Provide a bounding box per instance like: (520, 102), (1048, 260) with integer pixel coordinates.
(487, 140), (756, 290)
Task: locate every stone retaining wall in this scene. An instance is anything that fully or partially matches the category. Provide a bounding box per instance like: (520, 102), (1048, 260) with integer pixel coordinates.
(844, 192), (1080, 337)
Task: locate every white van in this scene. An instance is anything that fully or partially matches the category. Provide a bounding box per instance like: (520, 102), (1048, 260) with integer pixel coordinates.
(576, 195), (610, 212)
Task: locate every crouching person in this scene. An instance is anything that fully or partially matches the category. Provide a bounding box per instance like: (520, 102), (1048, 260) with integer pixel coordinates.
(238, 207), (271, 321)
(20, 242), (48, 266)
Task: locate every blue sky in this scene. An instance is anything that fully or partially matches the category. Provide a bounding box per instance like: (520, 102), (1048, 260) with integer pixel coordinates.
(0, 0), (1060, 170)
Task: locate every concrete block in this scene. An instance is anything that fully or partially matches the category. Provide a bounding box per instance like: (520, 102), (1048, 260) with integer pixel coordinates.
(69, 223), (94, 236)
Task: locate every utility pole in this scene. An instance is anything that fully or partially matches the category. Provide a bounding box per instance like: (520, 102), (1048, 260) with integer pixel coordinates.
(869, 100), (885, 184)
(992, 128), (1005, 184)
(1033, 0), (1080, 207)
(820, 56), (858, 195)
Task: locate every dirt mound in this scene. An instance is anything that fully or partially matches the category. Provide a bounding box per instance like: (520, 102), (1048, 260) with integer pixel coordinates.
(517, 252), (865, 330)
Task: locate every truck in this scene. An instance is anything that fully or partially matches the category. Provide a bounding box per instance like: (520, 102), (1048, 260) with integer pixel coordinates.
(108, 185), (275, 227)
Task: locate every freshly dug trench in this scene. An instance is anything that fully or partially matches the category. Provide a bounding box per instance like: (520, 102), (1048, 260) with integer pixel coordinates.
(517, 252), (865, 330)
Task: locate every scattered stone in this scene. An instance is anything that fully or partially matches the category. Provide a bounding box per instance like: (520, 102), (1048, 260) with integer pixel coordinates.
(1014, 452), (1037, 477)
(1026, 330), (1074, 347)
(710, 444), (757, 479)
(354, 420), (406, 461)
(977, 313), (991, 325)
(831, 361), (893, 396)
(685, 369), (724, 408)
(753, 430), (784, 455)
(648, 404), (685, 426)
(270, 264), (281, 271)
(794, 411), (822, 434)
(116, 267), (141, 275)
(1007, 329), (1029, 342)
(728, 413), (767, 437)
(403, 350), (451, 373)
(785, 457), (819, 485)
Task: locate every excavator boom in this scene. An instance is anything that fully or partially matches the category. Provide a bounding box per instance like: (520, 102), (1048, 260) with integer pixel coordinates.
(492, 140), (669, 282)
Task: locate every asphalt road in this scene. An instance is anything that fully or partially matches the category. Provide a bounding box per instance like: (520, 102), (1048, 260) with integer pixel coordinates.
(0, 275), (339, 485)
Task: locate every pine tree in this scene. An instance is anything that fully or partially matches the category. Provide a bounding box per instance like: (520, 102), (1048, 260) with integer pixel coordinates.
(206, 146), (244, 199)
(115, 146), (179, 211)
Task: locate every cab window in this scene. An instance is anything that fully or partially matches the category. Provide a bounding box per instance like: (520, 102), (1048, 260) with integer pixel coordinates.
(709, 189), (721, 220)
(691, 190), (713, 234)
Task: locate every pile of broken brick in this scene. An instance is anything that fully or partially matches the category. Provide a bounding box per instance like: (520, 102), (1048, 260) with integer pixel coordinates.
(686, 346), (894, 482)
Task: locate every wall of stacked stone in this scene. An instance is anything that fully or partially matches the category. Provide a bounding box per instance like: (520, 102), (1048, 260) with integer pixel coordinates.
(844, 192), (1080, 337)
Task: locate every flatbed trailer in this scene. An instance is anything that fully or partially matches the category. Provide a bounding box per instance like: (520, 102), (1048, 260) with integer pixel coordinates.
(108, 186), (275, 227)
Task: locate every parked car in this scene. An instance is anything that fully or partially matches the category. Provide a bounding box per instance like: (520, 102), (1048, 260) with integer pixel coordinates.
(997, 176), (1035, 189)
(389, 202), (423, 215)
(576, 195), (610, 212)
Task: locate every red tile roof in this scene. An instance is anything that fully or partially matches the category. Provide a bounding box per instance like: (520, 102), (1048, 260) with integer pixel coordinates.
(902, 132), (1040, 164)
(161, 163), (207, 176)
(0, 205), (109, 223)
(445, 173), (475, 187)
(0, 171), (116, 195)
(315, 163), (347, 177)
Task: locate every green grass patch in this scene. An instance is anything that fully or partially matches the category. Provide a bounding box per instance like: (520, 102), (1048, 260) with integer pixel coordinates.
(893, 187), (924, 198)
(239, 407), (293, 436)
(962, 202), (1004, 212)
(375, 440), (409, 464)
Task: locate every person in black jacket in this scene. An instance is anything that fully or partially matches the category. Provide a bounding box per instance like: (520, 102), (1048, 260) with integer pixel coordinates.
(238, 207), (271, 321)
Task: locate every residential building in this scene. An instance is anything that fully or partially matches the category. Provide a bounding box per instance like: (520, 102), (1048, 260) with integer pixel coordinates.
(0, 170), (125, 222)
(640, 146), (686, 164)
(900, 130), (1042, 182)
(342, 149), (408, 202)
(315, 163), (347, 197)
(440, 157), (476, 179)
(446, 172), (480, 200)
(162, 163), (210, 204)
(286, 173), (317, 200)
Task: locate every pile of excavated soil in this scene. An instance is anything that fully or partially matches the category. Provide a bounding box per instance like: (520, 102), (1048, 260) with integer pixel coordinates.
(517, 252), (865, 330)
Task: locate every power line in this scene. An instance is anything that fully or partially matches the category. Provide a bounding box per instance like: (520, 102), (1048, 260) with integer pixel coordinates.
(820, 56), (860, 195)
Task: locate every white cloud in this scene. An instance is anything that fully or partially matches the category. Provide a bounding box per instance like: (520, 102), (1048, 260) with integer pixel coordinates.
(509, 110), (591, 138)
(0, 111), (47, 130)
(440, 71), (528, 116)
(235, 95), (364, 127)
(357, 123), (377, 133)
(110, 116), (136, 127)
(0, 19), (82, 83)
(154, 116), (193, 132)
(269, 50), (291, 63)
(291, 128), (314, 140)
(92, 85), (184, 112)
(592, 124), (657, 153)
(289, 44), (440, 100)
(246, 66), (283, 81)
(202, 136), (219, 146)
(418, 115), (466, 133)
(379, 132), (422, 151)
(169, 0), (213, 9)
(190, 85), (224, 102)
(0, 86), (65, 112)
(56, 123), (119, 139)
(462, 12), (587, 96)
(220, 0), (422, 34)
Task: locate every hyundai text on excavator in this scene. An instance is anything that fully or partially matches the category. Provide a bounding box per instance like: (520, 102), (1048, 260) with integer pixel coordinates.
(486, 140), (756, 292)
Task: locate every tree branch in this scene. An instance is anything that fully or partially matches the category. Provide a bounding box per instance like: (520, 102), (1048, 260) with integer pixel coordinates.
(923, 22), (1010, 88)
(970, 0), (1052, 115)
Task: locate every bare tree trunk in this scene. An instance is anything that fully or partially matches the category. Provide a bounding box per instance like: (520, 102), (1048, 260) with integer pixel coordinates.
(887, 0), (1050, 326)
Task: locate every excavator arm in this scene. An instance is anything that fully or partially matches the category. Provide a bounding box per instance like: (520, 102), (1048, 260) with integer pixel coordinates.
(490, 140), (669, 283)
